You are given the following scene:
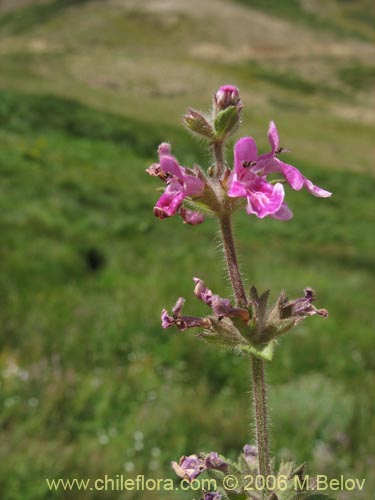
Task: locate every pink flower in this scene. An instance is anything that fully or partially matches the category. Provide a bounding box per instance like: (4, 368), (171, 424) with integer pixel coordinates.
(257, 121), (332, 198)
(147, 143), (205, 223)
(228, 137), (290, 219)
(227, 122), (331, 220)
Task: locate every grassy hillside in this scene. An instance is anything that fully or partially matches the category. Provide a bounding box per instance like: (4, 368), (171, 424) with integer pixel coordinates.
(0, 1), (374, 499)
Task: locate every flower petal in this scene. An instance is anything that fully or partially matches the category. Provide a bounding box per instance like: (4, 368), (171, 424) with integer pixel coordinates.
(205, 452), (228, 473)
(268, 120), (279, 153)
(172, 455), (207, 481)
(154, 181), (185, 217)
(159, 154), (184, 180)
(193, 277), (213, 306)
(183, 174), (205, 197)
(180, 209), (204, 225)
(172, 297), (185, 316)
(215, 85), (241, 111)
(277, 159), (305, 190)
(234, 137), (258, 171)
(211, 295), (250, 321)
(304, 179), (332, 198)
(246, 180), (285, 218)
(161, 309), (175, 329)
(227, 176), (249, 198)
(270, 202), (293, 220)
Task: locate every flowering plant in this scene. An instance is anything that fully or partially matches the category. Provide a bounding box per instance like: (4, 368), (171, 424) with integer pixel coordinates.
(147, 86), (334, 500)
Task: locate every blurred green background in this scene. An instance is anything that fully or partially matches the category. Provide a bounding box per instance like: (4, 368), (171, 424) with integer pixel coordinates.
(0, 0), (374, 499)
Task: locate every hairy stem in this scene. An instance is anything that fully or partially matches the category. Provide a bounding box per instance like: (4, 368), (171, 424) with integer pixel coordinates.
(219, 211), (271, 485)
(213, 141), (225, 178)
(219, 213), (247, 308)
(251, 356), (271, 480)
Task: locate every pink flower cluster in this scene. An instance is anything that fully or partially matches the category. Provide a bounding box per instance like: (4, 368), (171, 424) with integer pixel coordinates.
(146, 86), (331, 223)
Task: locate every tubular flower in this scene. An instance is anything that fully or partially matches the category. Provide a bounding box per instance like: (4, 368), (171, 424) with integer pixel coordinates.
(171, 453), (228, 482)
(171, 455), (207, 481)
(228, 123), (331, 219)
(146, 143), (205, 223)
(279, 287), (328, 321)
(228, 137), (289, 219)
(161, 297), (211, 332)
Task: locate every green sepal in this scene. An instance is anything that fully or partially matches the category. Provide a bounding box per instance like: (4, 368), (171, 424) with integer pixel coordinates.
(200, 317), (248, 348)
(184, 198), (216, 216)
(268, 461), (333, 500)
(263, 317), (296, 341)
(182, 109), (215, 139)
(237, 454), (258, 476)
(206, 468), (227, 482)
(207, 466), (246, 499)
(214, 106), (239, 140)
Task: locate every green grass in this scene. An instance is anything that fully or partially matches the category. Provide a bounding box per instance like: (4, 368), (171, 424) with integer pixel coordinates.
(233, 0), (375, 41)
(0, 1), (374, 499)
(0, 0), (91, 35)
(338, 63), (375, 90)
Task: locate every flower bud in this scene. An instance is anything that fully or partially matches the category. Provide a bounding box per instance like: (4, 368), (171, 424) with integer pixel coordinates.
(214, 85), (241, 112)
(213, 86), (242, 141)
(182, 109), (215, 139)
